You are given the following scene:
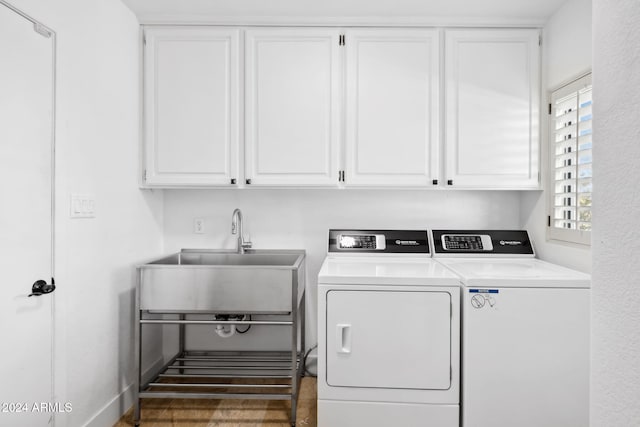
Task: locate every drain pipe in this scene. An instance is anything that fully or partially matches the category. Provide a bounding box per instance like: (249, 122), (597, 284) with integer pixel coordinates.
(215, 323), (237, 338)
(214, 314), (248, 338)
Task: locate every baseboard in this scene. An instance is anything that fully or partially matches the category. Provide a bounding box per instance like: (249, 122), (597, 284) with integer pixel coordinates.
(83, 356), (165, 427)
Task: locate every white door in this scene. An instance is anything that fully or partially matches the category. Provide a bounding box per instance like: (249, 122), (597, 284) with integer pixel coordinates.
(445, 29), (540, 189)
(463, 287), (589, 427)
(143, 27), (240, 187)
(244, 28), (341, 186)
(326, 290), (451, 390)
(0, 3), (55, 425)
(344, 29), (440, 187)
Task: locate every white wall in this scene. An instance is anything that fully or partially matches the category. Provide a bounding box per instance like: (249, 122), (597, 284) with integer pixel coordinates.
(520, 0), (592, 272)
(592, 1), (640, 425)
(8, 1), (164, 426)
(163, 189), (521, 354)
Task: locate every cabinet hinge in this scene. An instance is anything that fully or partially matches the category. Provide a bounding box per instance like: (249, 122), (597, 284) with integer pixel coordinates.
(548, 103), (552, 115)
(339, 35), (345, 46)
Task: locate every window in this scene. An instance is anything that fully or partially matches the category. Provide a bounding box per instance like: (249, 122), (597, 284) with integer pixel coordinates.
(548, 73), (592, 245)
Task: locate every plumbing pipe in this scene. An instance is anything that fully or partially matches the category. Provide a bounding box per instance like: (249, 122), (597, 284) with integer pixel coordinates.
(215, 324), (236, 338)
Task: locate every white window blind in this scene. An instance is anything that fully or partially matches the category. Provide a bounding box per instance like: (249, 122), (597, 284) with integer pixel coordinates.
(549, 73), (592, 245)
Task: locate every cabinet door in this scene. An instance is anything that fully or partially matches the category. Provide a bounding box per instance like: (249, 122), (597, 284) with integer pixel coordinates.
(344, 29), (440, 187)
(143, 27), (239, 186)
(245, 28), (341, 186)
(445, 29), (540, 189)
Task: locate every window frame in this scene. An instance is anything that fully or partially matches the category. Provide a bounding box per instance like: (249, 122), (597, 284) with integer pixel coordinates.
(547, 72), (592, 246)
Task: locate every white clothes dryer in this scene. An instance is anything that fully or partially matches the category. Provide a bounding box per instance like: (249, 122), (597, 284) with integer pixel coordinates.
(317, 229), (461, 427)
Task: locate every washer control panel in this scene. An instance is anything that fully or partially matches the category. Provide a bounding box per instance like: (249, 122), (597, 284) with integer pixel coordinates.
(431, 230), (535, 256)
(442, 234), (493, 251)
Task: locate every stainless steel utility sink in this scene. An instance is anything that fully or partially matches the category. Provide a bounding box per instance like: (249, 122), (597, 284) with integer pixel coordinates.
(149, 252), (302, 267)
(138, 249), (305, 314)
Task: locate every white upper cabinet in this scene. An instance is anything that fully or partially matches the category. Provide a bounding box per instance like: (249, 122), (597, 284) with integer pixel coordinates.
(143, 27), (240, 186)
(445, 29), (540, 189)
(141, 26), (542, 189)
(344, 29), (441, 187)
(244, 28), (341, 186)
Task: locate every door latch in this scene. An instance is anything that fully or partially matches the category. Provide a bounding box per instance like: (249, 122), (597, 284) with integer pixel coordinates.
(29, 278), (56, 297)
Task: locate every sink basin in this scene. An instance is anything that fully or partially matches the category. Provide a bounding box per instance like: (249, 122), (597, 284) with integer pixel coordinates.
(149, 252), (302, 267)
(138, 249), (305, 314)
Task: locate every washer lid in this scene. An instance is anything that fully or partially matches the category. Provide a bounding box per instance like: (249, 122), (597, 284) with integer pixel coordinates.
(437, 258), (591, 288)
(318, 256), (460, 285)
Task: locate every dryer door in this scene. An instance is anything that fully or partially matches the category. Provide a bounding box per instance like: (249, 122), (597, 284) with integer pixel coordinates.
(326, 289), (451, 390)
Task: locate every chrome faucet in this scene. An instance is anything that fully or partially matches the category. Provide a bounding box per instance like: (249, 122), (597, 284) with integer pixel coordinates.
(231, 208), (252, 254)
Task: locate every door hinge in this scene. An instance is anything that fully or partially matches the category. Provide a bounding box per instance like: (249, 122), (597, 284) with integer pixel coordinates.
(33, 23), (52, 38)
(339, 35), (345, 46)
(548, 103), (552, 115)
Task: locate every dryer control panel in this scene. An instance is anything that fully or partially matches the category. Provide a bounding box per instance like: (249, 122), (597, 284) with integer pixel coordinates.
(328, 229), (430, 254)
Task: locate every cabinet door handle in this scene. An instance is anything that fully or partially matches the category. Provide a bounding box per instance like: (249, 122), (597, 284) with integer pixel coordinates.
(230, 178), (236, 185)
(447, 179), (453, 185)
(246, 179), (252, 185)
(432, 179), (438, 185)
(336, 324), (351, 354)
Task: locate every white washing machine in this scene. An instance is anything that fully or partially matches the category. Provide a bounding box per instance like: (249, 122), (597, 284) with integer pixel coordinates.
(431, 230), (591, 427)
(317, 230), (460, 427)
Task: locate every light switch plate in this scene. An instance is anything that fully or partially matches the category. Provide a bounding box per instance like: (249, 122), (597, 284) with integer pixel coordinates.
(70, 194), (96, 218)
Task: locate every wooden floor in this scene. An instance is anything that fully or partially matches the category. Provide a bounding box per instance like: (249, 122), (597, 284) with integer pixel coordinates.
(114, 377), (317, 427)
